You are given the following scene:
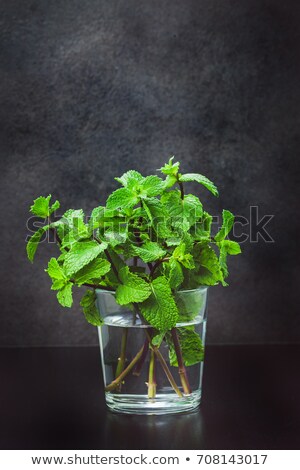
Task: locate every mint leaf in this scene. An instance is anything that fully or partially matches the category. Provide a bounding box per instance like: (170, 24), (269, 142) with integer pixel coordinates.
(64, 241), (107, 277)
(115, 170), (144, 189)
(88, 206), (105, 230)
(141, 175), (165, 197)
(159, 157), (180, 188)
(192, 211), (212, 241)
(115, 173), (165, 199)
(57, 283), (73, 307)
(168, 326), (204, 366)
(195, 245), (225, 286)
(215, 210), (234, 242)
(74, 257), (111, 285)
(132, 241), (166, 263)
(46, 258), (66, 280)
(115, 266), (151, 305)
(30, 195), (51, 218)
(26, 226), (49, 262)
(80, 290), (103, 326)
(159, 157), (180, 176)
(51, 279), (66, 291)
(218, 240), (241, 279)
(54, 209), (90, 247)
(139, 276), (179, 330)
(162, 192), (203, 231)
(166, 259), (184, 289)
(101, 221), (128, 247)
(164, 175), (178, 188)
(179, 173), (219, 197)
(30, 195), (60, 217)
(172, 243), (195, 269)
(50, 200), (60, 214)
(142, 198), (173, 238)
(106, 188), (139, 211)
(219, 240), (241, 255)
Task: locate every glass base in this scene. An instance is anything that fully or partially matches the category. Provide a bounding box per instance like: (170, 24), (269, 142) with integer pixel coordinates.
(105, 390), (202, 415)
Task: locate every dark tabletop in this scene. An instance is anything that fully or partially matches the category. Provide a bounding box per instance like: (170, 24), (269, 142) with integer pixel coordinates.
(0, 345), (299, 450)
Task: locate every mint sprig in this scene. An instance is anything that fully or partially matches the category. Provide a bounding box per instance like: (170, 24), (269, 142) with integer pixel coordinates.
(26, 158), (241, 395)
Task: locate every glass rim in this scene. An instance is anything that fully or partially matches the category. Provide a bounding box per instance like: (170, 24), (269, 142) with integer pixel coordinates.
(95, 286), (209, 295)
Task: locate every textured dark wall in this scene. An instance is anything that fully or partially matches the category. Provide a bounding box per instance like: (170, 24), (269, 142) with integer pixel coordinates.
(0, 0), (299, 346)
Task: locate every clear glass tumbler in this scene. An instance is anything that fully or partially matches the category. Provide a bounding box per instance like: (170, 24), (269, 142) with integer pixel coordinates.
(96, 287), (208, 415)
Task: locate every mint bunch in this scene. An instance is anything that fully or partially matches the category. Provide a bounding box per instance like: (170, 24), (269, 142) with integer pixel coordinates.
(27, 157), (241, 397)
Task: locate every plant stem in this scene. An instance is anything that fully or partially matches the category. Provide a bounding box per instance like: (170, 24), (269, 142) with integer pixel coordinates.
(132, 304), (183, 397)
(104, 248), (121, 282)
(149, 257), (170, 278)
(115, 328), (128, 391)
(88, 246), (183, 398)
(105, 345), (145, 392)
(50, 226), (62, 246)
(147, 349), (156, 398)
(171, 328), (192, 395)
(70, 280), (115, 291)
(178, 181), (184, 199)
(149, 342), (183, 398)
(133, 338), (149, 376)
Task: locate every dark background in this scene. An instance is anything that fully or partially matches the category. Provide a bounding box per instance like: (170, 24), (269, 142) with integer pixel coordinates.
(0, 0), (300, 347)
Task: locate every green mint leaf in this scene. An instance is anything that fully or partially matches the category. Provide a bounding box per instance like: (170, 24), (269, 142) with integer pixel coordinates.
(217, 240), (241, 279)
(164, 231), (193, 248)
(195, 245), (225, 286)
(132, 241), (166, 263)
(219, 240), (241, 255)
(168, 326), (204, 366)
(57, 283), (73, 307)
(80, 290), (103, 326)
(172, 243), (195, 270)
(51, 279), (66, 291)
(30, 195), (51, 218)
(142, 198), (173, 238)
(191, 211), (212, 241)
(88, 206), (105, 230)
(139, 276), (179, 330)
(141, 175), (165, 197)
(101, 221), (128, 247)
(106, 188), (139, 211)
(115, 170), (144, 189)
(166, 259), (184, 289)
(115, 266), (151, 305)
(64, 240), (108, 277)
(140, 200), (154, 222)
(50, 200), (60, 214)
(162, 192), (203, 231)
(54, 209), (90, 247)
(26, 226), (49, 262)
(46, 258), (66, 280)
(215, 210), (234, 242)
(30, 195), (60, 218)
(164, 174), (178, 188)
(179, 173), (219, 197)
(74, 257), (111, 285)
(159, 156), (180, 176)
(62, 209), (85, 224)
